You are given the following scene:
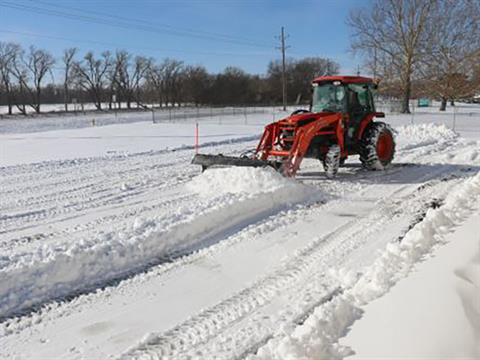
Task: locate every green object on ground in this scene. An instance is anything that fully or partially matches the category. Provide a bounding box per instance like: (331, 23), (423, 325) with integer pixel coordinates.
(417, 98), (430, 107)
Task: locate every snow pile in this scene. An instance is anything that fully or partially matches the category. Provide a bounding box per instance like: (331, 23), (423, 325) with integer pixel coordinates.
(188, 167), (308, 197)
(340, 214), (480, 359)
(455, 249), (480, 355)
(350, 170), (479, 303)
(255, 298), (362, 360)
(251, 171), (480, 360)
(395, 123), (458, 150)
(0, 168), (323, 319)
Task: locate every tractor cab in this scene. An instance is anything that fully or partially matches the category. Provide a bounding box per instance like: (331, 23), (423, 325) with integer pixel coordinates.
(310, 76), (379, 148)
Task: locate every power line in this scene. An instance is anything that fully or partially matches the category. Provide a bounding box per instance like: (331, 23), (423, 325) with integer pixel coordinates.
(0, 0), (273, 49)
(0, 29), (275, 58)
(33, 0), (269, 47)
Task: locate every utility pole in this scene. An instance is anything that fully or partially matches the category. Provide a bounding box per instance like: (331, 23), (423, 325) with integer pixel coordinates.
(276, 27), (290, 111)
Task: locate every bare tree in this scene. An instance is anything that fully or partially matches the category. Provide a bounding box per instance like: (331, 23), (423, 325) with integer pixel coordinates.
(146, 58), (183, 107)
(112, 50), (151, 109)
(62, 48), (77, 112)
(290, 57), (339, 103)
(267, 57), (339, 104)
(146, 63), (163, 107)
(348, 0), (436, 113)
(183, 65), (211, 106)
(162, 58), (184, 107)
(0, 42), (20, 115)
(10, 46), (55, 113)
(72, 51), (113, 110)
(474, 62), (480, 95)
(422, 0), (480, 110)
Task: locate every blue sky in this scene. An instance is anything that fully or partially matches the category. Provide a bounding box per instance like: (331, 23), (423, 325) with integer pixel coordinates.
(0, 0), (370, 75)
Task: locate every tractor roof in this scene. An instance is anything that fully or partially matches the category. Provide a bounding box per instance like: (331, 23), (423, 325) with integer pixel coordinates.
(312, 75), (373, 84)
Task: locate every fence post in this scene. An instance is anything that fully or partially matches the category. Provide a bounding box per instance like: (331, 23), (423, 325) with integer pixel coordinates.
(410, 101), (415, 125)
(195, 122), (199, 154)
(452, 104), (457, 132)
(152, 108), (155, 123)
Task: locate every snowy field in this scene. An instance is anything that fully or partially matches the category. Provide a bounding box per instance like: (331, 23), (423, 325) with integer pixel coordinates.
(0, 104), (479, 359)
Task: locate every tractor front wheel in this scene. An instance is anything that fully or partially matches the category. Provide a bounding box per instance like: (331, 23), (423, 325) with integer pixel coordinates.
(322, 144), (341, 178)
(359, 122), (395, 170)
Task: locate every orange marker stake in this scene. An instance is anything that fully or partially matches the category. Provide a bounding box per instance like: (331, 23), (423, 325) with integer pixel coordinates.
(195, 122), (199, 154)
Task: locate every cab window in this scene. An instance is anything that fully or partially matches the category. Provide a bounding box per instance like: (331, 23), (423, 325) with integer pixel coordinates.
(311, 83), (346, 113)
(347, 84), (374, 112)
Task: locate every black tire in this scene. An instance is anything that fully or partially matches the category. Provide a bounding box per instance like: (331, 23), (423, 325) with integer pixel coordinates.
(321, 145), (341, 178)
(359, 122), (395, 170)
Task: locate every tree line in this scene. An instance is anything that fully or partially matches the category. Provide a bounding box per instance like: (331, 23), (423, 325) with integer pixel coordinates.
(0, 42), (339, 115)
(348, 0), (480, 112)
(2, 0), (479, 116)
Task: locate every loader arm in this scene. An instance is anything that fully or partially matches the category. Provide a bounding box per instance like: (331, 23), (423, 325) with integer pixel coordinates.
(282, 113), (343, 177)
(256, 123), (276, 160)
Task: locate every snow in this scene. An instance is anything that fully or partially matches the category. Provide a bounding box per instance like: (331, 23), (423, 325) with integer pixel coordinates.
(0, 121), (265, 166)
(394, 123), (458, 150)
(250, 171), (480, 360)
(188, 166), (312, 197)
(341, 212), (480, 359)
(0, 103), (479, 359)
(0, 165), (323, 319)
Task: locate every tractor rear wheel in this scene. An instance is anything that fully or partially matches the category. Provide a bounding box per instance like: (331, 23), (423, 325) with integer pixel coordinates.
(322, 144), (341, 178)
(359, 122), (395, 170)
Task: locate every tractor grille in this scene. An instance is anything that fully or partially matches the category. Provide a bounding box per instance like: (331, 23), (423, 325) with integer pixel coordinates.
(278, 127), (295, 150)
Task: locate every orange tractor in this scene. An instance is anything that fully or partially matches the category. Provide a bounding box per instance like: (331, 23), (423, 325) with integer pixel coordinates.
(192, 76), (395, 177)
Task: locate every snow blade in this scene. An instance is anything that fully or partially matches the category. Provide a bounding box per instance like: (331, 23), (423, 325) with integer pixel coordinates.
(192, 153), (282, 171)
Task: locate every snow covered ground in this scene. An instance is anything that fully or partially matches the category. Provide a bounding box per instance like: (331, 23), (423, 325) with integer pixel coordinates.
(340, 212), (480, 359)
(0, 103), (479, 359)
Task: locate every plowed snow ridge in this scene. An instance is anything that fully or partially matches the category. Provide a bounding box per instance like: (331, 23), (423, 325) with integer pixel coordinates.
(0, 167), (323, 318)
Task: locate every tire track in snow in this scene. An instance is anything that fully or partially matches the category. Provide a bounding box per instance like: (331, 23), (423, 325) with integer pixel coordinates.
(250, 171), (480, 360)
(122, 169), (468, 360)
(0, 137), (259, 236)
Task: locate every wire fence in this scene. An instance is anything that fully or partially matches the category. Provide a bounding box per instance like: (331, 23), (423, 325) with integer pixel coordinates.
(1, 101), (478, 135)
(150, 105), (281, 125)
(0, 105), (290, 134)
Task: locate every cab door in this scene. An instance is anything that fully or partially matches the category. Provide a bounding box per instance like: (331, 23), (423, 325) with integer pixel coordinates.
(346, 83), (374, 147)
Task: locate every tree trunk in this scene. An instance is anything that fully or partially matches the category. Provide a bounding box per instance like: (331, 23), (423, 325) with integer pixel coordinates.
(439, 97), (447, 111)
(401, 80), (411, 114)
(6, 92), (13, 115)
(64, 84), (69, 112)
(36, 89), (41, 113)
(450, 99), (455, 106)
